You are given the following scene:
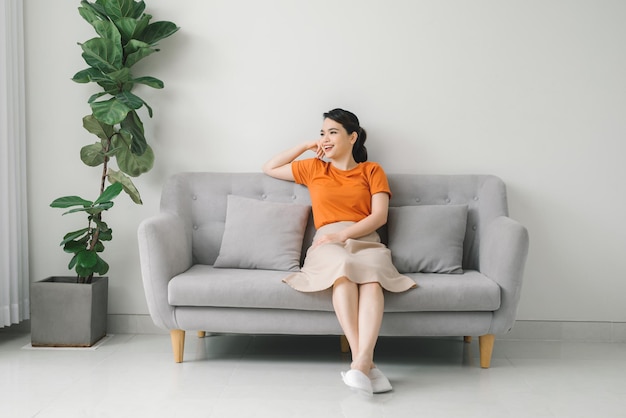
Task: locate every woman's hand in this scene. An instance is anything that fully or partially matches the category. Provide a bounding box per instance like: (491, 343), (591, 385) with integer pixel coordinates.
(312, 232), (345, 248)
(263, 140), (324, 181)
(305, 140), (324, 160)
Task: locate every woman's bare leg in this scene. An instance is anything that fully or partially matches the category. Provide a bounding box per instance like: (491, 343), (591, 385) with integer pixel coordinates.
(333, 279), (384, 375)
(332, 277), (360, 356)
(352, 282), (384, 374)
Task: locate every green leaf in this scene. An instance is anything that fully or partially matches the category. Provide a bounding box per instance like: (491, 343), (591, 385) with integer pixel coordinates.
(51, 196), (93, 209)
(93, 240), (105, 253)
(116, 91), (143, 110)
(93, 20), (122, 45)
(105, 67), (131, 84)
(80, 142), (106, 167)
(115, 14), (149, 43)
(91, 97), (132, 125)
(132, 76), (163, 89)
(141, 98), (153, 118)
(85, 202), (115, 215)
(120, 110), (146, 154)
(63, 203), (109, 216)
(133, 11), (150, 32)
(72, 67), (106, 83)
(114, 17), (137, 42)
(80, 38), (122, 73)
(96, 80), (119, 95)
(82, 1), (107, 18)
(60, 228), (90, 246)
(123, 39), (150, 55)
(61, 207), (90, 215)
(113, 130), (154, 177)
(124, 44), (156, 67)
(83, 114), (114, 140)
(94, 254), (110, 274)
(105, 143), (122, 157)
(64, 240), (88, 254)
(68, 253), (79, 270)
(77, 250), (98, 268)
(99, 228), (113, 241)
(95, 182), (124, 204)
(75, 264), (93, 279)
(132, 1), (146, 18)
(108, 168), (142, 204)
(78, 2), (104, 26)
(92, 216), (110, 232)
(137, 21), (179, 45)
(103, 0), (136, 20)
(88, 92), (108, 104)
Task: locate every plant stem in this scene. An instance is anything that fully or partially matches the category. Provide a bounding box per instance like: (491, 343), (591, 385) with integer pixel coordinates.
(85, 137), (112, 284)
(90, 139), (111, 249)
(100, 138), (111, 195)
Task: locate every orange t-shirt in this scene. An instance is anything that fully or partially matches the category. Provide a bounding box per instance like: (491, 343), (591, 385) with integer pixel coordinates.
(291, 158), (391, 229)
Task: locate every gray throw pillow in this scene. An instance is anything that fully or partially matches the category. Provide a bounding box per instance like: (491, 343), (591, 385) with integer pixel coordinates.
(214, 195), (311, 271)
(387, 204), (468, 273)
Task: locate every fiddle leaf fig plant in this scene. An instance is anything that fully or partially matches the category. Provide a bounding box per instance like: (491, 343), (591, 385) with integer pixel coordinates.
(51, 0), (178, 283)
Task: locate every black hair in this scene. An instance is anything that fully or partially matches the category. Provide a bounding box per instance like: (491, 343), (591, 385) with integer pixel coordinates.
(323, 108), (368, 163)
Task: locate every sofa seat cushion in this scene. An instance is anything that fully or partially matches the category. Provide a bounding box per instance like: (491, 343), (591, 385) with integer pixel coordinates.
(386, 271), (500, 312)
(168, 265), (501, 313)
(169, 265), (334, 311)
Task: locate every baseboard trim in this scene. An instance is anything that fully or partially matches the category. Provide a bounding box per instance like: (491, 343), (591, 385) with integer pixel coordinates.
(500, 320), (626, 343)
(3, 316), (625, 342)
(106, 314), (169, 335)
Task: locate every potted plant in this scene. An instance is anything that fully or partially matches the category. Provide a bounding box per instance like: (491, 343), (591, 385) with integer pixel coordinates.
(31, 0), (179, 347)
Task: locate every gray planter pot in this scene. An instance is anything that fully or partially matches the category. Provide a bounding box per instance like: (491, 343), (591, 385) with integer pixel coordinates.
(30, 276), (108, 347)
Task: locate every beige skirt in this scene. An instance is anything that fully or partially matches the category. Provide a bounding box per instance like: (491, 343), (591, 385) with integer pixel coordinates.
(283, 221), (417, 293)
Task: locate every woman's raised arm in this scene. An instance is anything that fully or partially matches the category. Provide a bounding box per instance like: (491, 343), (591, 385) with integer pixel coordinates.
(262, 140), (322, 181)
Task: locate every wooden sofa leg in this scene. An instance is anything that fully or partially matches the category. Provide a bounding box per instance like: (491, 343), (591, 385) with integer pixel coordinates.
(340, 335), (350, 353)
(479, 334), (495, 369)
(464, 336), (472, 343)
(197, 331), (206, 338)
(171, 329), (185, 363)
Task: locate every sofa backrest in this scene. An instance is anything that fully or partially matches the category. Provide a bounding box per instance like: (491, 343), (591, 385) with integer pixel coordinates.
(160, 172), (508, 270)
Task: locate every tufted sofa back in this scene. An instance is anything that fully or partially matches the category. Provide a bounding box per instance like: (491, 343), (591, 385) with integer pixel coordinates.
(160, 173), (508, 271)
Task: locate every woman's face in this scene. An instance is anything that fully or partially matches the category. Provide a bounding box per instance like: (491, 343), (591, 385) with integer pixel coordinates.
(320, 118), (356, 160)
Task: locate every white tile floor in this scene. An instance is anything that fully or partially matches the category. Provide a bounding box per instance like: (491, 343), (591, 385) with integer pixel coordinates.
(1, 329), (625, 418)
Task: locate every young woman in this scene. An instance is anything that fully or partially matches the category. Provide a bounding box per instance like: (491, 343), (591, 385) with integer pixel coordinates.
(262, 108), (416, 396)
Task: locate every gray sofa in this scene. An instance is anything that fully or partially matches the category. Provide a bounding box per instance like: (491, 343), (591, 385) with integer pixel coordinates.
(138, 172), (529, 367)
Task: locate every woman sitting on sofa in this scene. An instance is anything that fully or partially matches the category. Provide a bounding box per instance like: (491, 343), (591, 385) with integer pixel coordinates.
(262, 108), (416, 396)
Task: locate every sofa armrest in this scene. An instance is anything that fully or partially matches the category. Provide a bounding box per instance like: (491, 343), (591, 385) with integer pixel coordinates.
(479, 216), (529, 335)
(138, 213), (193, 330)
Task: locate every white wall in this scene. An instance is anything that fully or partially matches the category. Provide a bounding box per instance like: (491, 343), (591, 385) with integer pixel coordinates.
(24, 0), (626, 322)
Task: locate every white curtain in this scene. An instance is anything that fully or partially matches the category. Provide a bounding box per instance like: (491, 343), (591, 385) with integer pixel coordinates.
(0, 0), (29, 328)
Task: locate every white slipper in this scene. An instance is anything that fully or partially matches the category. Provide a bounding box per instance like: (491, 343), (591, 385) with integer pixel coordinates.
(341, 369), (373, 397)
(369, 367), (393, 393)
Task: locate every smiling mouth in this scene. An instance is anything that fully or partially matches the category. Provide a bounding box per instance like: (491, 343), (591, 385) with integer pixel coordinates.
(323, 145), (334, 152)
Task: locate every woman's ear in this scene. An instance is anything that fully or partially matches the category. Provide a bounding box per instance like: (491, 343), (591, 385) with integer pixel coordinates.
(350, 132), (358, 144)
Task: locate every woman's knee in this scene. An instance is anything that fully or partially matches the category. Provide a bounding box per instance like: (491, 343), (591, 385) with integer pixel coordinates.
(333, 276), (355, 288)
(360, 282), (383, 294)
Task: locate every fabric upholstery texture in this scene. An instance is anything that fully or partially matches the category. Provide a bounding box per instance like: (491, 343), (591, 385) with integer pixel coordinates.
(213, 195), (311, 271)
(168, 265), (499, 312)
(387, 204), (468, 273)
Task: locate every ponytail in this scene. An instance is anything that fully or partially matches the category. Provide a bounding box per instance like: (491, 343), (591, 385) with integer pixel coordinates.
(352, 128), (368, 163)
(323, 108), (368, 163)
